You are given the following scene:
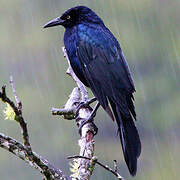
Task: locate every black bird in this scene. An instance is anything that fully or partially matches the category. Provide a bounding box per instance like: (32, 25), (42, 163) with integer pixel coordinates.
(44, 6), (141, 176)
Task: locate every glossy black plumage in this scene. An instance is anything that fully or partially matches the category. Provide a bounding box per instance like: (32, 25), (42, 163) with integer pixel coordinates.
(44, 6), (141, 176)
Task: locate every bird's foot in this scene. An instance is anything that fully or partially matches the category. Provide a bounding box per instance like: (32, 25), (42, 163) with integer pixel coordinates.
(77, 115), (98, 136)
(75, 97), (97, 118)
(77, 102), (100, 136)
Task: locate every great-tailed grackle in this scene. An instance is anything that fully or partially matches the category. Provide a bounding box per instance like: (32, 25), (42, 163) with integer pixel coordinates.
(44, 6), (141, 176)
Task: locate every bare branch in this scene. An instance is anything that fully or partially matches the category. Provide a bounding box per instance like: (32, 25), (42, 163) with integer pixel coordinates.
(0, 133), (71, 180)
(0, 80), (71, 180)
(51, 107), (74, 118)
(9, 75), (22, 110)
(51, 87), (79, 120)
(68, 156), (124, 180)
(51, 47), (98, 179)
(52, 85), (96, 179)
(114, 160), (118, 173)
(0, 83), (31, 149)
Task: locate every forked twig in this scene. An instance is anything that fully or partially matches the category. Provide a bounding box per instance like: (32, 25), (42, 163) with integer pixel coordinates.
(0, 79), (31, 149)
(0, 77), (71, 180)
(68, 155), (125, 180)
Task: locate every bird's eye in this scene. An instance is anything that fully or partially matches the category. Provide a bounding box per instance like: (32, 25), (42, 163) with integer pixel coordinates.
(66, 15), (71, 20)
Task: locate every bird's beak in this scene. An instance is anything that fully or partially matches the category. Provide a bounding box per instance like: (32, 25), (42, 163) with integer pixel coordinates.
(43, 17), (64, 28)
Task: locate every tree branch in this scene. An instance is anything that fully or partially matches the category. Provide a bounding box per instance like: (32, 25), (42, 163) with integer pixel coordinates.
(52, 47), (97, 179)
(0, 78), (71, 180)
(9, 75), (22, 110)
(0, 84), (31, 149)
(67, 155), (124, 180)
(0, 132), (70, 180)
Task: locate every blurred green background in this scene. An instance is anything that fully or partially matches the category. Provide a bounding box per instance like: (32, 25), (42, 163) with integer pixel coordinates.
(0, 0), (180, 179)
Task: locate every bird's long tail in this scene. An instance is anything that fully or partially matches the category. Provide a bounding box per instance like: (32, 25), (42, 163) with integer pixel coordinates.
(109, 99), (141, 176)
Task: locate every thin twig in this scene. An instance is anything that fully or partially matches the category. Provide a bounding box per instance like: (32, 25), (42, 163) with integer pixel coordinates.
(9, 75), (22, 110)
(9, 77), (31, 149)
(0, 86), (19, 115)
(51, 107), (74, 117)
(114, 160), (118, 173)
(0, 83), (31, 149)
(51, 87), (80, 120)
(67, 155), (124, 180)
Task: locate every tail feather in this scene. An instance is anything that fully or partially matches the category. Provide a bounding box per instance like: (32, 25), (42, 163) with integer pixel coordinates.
(109, 99), (141, 176)
(126, 94), (136, 120)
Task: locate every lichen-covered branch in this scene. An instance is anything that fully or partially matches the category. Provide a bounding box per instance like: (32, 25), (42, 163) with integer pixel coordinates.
(52, 48), (97, 180)
(0, 132), (70, 180)
(0, 133), (40, 171)
(51, 82), (96, 180)
(51, 87), (79, 120)
(68, 156), (124, 180)
(0, 82), (31, 149)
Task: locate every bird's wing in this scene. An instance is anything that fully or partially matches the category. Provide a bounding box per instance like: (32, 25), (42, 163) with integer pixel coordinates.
(76, 34), (135, 118)
(76, 30), (140, 175)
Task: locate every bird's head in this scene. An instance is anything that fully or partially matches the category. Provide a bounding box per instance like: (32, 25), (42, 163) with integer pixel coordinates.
(43, 6), (104, 29)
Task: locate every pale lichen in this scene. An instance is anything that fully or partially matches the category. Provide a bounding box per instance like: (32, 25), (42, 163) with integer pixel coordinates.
(3, 103), (15, 121)
(69, 159), (79, 178)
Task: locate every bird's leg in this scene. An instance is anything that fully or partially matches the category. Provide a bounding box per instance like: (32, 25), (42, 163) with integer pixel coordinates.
(89, 102), (100, 119)
(78, 102), (100, 135)
(75, 97), (97, 118)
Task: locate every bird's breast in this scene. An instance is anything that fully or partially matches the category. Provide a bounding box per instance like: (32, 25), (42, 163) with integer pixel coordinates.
(64, 27), (89, 86)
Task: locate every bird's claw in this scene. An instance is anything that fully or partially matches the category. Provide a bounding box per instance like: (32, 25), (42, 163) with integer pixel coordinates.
(75, 97), (97, 118)
(78, 117), (98, 136)
(75, 98), (98, 135)
(75, 101), (91, 118)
